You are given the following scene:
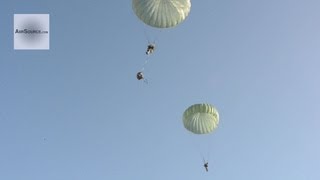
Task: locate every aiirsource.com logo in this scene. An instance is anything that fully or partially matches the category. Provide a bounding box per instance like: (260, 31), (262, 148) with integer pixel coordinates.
(15, 29), (48, 34)
(14, 14), (50, 50)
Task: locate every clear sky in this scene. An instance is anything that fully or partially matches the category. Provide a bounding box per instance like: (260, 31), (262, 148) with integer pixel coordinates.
(0, 0), (320, 179)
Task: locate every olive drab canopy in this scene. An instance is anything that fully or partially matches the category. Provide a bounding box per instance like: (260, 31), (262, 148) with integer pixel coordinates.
(183, 104), (219, 134)
(132, 0), (191, 28)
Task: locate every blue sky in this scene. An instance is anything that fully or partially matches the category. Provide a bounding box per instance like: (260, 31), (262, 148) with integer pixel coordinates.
(0, 0), (320, 179)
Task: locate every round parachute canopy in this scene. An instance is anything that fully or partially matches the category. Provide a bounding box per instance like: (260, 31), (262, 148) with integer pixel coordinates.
(132, 0), (191, 28)
(183, 104), (219, 134)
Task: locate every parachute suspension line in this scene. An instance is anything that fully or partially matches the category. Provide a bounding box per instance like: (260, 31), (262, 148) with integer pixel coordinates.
(143, 25), (162, 45)
(143, 28), (151, 44)
(141, 26), (155, 72)
(140, 27), (158, 79)
(190, 135), (212, 164)
(141, 57), (149, 71)
(201, 153), (206, 164)
(188, 136), (209, 164)
(207, 142), (211, 163)
(202, 137), (211, 164)
(143, 25), (155, 44)
(153, 29), (162, 45)
(200, 151), (209, 164)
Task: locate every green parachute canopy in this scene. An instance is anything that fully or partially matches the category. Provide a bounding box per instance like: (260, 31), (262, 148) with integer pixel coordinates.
(183, 104), (219, 134)
(132, 0), (191, 28)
